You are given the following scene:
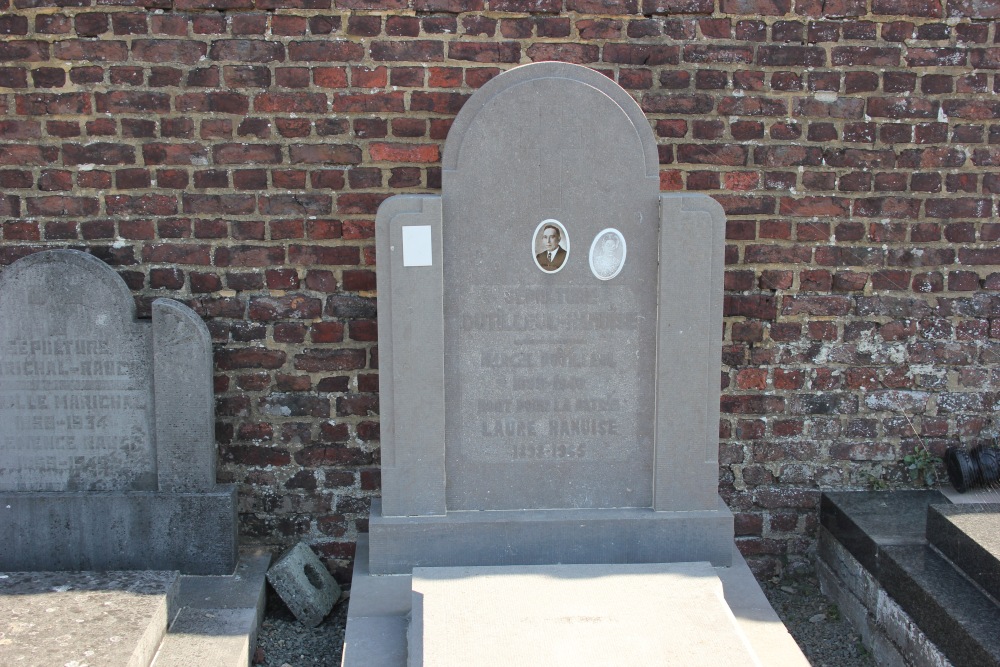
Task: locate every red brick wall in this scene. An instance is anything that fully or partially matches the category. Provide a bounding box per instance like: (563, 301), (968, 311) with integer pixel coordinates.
(2, 0), (999, 578)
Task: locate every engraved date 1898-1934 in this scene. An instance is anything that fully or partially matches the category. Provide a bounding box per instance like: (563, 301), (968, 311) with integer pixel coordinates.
(513, 443), (585, 459)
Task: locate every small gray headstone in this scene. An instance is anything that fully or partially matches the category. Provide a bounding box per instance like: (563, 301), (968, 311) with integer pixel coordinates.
(0, 249), (236, 574)
(0, 251), (156, 492)
(267, 542), (341, 627)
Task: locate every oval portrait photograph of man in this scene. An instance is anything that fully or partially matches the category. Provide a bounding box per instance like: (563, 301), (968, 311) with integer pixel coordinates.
(532, 219), (570, 274)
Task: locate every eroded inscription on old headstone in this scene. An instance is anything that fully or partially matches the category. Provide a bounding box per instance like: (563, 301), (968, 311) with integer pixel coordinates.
(0, 249), (234, 573)
(0, 251), (155, 492)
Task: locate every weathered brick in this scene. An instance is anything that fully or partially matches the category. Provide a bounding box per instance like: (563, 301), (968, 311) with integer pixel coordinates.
(873, 0), (942, 18)
(758, 45), (825, 67)
(259, 194), (332, 216)
(95, 91), (170, 113)
(54, 39), (126, 62)
(832, 46), (899, 66)
(603, 43), (679, 66)
(294, 348), (367, 372)
(26, 196), (99, 216)
(132, 39), (206, 65)
(209, 39), (284, 63)
(371, 40), (443, 62)
(105, 194), (177, 216)
(253, 92), (327, 113)
(213, 143), (283, 164)
(16, 93), (90, 115)
(63, 143), (134, 166)
(676, 144), (748, 166)
(183, 194), (257, 215)
(867, 97), (939, 119)
(0, 145), (57, 165)
(0, 40), (48, 62)
(522, 43), (596, 64)
(142, 143), (209, 165)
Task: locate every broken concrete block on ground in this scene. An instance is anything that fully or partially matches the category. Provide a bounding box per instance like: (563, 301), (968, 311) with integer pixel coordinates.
(267, 542), (341, 627)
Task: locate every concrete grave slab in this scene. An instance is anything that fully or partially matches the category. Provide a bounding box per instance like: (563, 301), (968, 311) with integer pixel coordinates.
(0, 570), (178, 667)
(0, 249), (236, 574)
(344, 536), (808, 667)
(267, 542), (341, 627)
(152, 608), (259, 667)
(0, 551), (269, 667)
(410, 562), (757, 667)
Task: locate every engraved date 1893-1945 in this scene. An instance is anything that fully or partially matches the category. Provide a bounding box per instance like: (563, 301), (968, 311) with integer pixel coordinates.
(513, 443), (585, 459)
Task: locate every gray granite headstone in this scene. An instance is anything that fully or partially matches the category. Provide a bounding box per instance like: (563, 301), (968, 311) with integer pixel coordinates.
(344, 62), (811, 667)
(369, 62), (730, 573)
(0, 249), (236, 574)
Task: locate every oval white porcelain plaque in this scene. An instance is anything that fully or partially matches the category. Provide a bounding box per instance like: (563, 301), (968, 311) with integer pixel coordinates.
(589, 228), (626, 280)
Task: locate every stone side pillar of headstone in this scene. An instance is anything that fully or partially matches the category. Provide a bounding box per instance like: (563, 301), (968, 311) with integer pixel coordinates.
(0, 249), (237, 574)
(369, 62), (732, 574)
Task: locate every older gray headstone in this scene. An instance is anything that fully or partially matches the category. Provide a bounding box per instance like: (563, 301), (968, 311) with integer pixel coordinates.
(0, 249), (236, 574)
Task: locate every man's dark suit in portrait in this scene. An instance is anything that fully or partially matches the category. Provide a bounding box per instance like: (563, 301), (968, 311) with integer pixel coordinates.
(536, 224), (567, 272)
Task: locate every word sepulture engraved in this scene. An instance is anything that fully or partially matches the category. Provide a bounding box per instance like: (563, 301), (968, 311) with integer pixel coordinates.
(0, 252), (155, 492)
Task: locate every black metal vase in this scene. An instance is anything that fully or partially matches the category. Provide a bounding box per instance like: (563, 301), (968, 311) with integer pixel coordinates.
(945, 444), (1000, 493)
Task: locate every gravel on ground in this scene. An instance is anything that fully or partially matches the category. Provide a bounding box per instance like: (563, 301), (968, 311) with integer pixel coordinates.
(760, 571), (876, 667)
(254, 593), (347, 667)
(254, 566), (873, 667)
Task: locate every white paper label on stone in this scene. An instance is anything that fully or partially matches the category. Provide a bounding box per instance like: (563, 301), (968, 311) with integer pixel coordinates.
(589, 229), (627, 281)
(532, 219), (570, 274)
(402, 225), (433, 267)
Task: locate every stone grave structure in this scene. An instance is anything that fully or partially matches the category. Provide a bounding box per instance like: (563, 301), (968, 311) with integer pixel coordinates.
(345, 62), (807, 665)
(0, 249), (236, 575)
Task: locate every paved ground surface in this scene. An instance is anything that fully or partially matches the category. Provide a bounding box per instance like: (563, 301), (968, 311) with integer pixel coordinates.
(254, 567), (874, 667)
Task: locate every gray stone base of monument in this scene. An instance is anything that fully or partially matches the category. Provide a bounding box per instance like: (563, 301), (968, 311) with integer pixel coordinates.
(266, 542), (342, 627)
(0, 485), (238, 575)
(153, 549), (270, 667)
(368, 498), (734, 573)
(820, 490), (1000, 667)
(343, 535), (808, 667)
(0, 550), (269, 667)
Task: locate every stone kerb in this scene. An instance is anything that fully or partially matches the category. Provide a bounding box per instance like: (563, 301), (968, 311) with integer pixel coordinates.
(0, 249), (237, 574)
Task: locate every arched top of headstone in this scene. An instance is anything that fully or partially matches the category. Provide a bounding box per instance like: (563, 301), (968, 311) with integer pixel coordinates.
(0, 249), (137, 328)
(442, 61), (659, 182)
(0, 249), (217, 494)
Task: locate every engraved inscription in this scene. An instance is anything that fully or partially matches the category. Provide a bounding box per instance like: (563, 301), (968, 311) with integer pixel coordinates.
(0, 334), (153, 491)
(456, 284), (648, 464)
(0, 255), (156, 492)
